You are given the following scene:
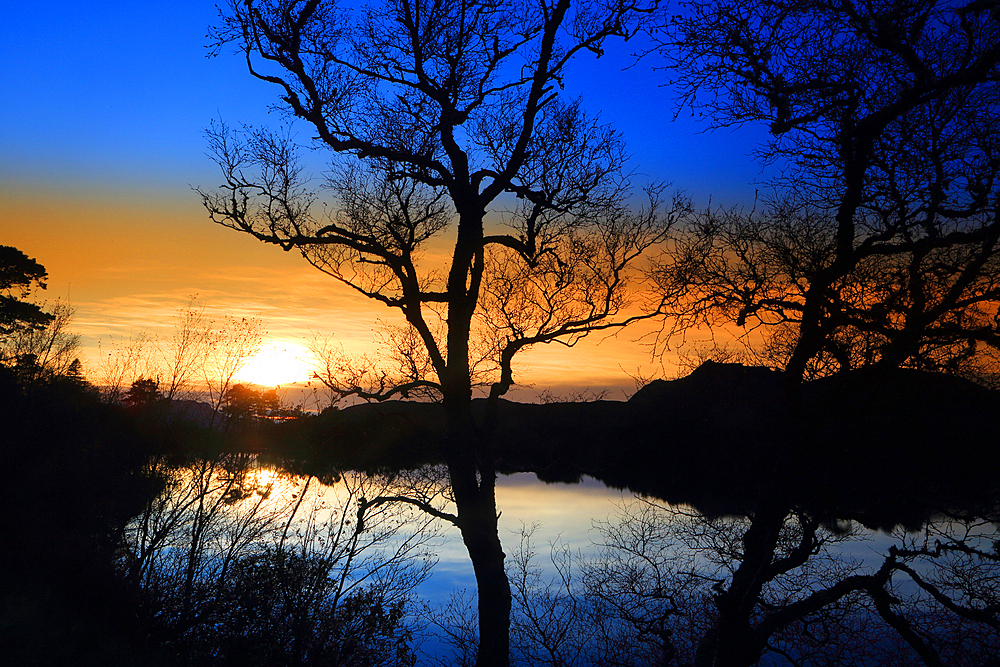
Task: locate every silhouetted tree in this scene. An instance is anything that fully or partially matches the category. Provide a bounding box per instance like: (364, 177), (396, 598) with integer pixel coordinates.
(123, 377), (164, 410)
(7, 300), (82, 379)
(157, 299), (212, 401)
(121, 462), (438, 665)
(96, 304), (262, 417)
(655, 0), (1000, 386)
(200, 1), (680, 664)
(0, 245), (53, 339)
(0, 359), (164, 665)
(644, 2), (1000, 664)
(582, 498), (1000, 667)
(212, 553), (418, 667)
(0, 248), (83, 383)
(429, 499), (998, 667)
(203, 315), (265, 428)
(96, 332), (154, 404)
(220, 383), (300, 433)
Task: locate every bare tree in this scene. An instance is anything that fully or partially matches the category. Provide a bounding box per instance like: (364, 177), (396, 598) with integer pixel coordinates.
(654, 0), (1000, 386)
(645, 7), (1000, 659)
(874, 516), (1000, 665)
(437, 501), (964, 667)
(0, 298), (81, 380)
(199, 1), (683, 663)
(582, 498), (1000, 667)
(96, 332), (155, 403)
(96, 303), (258, 417)
(507, 526), (590, 667)
(587, 499), (894, 667)
(157, 299), (212, 401)
(202, 315), (264, 428)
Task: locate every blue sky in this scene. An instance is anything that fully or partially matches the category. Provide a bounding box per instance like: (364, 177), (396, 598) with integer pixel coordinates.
(2, 1), (274, 193)
(2, 0), (769, 200)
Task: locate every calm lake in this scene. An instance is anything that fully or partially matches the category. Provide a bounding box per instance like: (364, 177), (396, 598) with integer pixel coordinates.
(121, 457), (1000, 665)
(423, 473), (632, 600)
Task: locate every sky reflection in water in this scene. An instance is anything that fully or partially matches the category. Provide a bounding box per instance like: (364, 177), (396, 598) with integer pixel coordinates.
(169, 460), (992, 663)
(290, 467), (901, 606)
(423, 473), (632, 604)
(283, 468), (632, 605)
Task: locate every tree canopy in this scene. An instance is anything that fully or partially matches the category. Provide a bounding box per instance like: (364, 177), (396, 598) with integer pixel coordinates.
(0, 245), (54, 336)
(202, 0), (677, 404)
(655, 0), (1000, 383)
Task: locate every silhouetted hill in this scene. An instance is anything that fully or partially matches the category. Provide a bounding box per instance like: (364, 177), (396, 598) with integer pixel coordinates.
(796, 366), (999, 526)
(590, 361), (790, 514)
(628, 360), (786, 409)
(593, 361), (999, 525)
(166, 398), (218, 427)
(268, 361), (999, 527)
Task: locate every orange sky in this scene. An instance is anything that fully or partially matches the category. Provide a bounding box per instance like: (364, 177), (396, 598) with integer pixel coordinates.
(3, 181), (702, 398)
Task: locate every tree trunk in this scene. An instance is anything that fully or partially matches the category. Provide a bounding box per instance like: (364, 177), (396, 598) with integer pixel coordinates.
(695, 497), (789, 667)
(452, 464), (511, 667)
(443, 379), (512, 667)
(438, 202), (511, 665)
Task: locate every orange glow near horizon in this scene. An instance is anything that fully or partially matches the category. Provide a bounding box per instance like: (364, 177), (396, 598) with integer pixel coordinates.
(1, 188), (694, 399)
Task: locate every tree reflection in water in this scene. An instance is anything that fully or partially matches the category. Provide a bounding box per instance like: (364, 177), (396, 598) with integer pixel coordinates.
(118, 454), (445, 666)
(434, 495), (1000, 667)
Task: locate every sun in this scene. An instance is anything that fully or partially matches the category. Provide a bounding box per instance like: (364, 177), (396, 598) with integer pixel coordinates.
(235, 341), (314, 387)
